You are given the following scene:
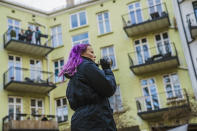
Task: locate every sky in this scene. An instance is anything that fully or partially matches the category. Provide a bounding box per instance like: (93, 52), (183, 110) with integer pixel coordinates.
(7, 0), (68, 12)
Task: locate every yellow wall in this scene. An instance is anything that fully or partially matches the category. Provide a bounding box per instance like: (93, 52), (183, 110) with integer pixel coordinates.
(0, 0), (194, 130)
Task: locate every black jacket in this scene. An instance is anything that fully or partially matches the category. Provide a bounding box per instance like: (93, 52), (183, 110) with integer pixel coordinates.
(66, 57), (117, 131)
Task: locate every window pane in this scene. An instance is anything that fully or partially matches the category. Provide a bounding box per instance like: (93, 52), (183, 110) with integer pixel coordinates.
(56, 100), (61, 107)
(38, 100), (42, 107)
(63, 98), (67, 105)
(71, 14), (78, 28)
(99, 21), (104, 34)
(31, 99), (36, 106)
(9, 98), (14, 103)
(79, 12), (86, 26)
(105, 20), (111, 33)
(16, 98), (21, 103)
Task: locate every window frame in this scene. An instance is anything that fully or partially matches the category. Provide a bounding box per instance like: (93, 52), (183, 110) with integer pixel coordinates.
(55, 97), (68, 123)
(51, 25), (63, 47)
(162, 73), (183, 100)
(101, 45), (117, 70)
(71, 32), (89, 46)
(70, 10), (88, 29)
(97, 11), (112, 35)
(54, 59), (65, 83)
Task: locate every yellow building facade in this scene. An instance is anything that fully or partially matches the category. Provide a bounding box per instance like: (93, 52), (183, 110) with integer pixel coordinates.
(0, 0), (195, 131)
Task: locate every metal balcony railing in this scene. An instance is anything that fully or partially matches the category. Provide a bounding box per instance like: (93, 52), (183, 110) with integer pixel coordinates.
(128, 42), (178, 67)
(135, 89), (189, 113)
(3, 27), (52, 47)
(4, 66), (54, 86)
(122, 2), (168, 28)
(3, 66), (56, 93)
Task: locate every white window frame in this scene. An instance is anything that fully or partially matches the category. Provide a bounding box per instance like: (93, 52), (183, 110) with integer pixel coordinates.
(7, 18), (21, 40)
(70, 11), (87, 29)
(55, 97), (68, 123)
(128, 2), (143, 25)
(54, 59), (64, 83)
(8, 55), (22, 82)
(97, 11), (112, 35)
(8, 96), (23, 120)
(51, 25), (63, 47)
(30, 98), (44, 118)
(134, 38), (151, 64)
(163, 73), (183, 100)
(155, 32), (172, 55)
(101, 45), (117, 70)
(30, 59), (42, 81)
(71, 32), (89, 46)
(109, 85), (123, 113)
(147, 0), (163, 16)
(141, 78), (160, 111)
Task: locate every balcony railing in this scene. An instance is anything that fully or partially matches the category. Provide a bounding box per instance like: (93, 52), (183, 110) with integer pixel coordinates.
(128, 42), (179, 75)
(3, 66), (56, 94)
(136, 89), (190, 121)
(122, 3), (170, 37)
(3, 27), (54, 56)
(186, 12), (197, 38)
(3, 114), (60, 131)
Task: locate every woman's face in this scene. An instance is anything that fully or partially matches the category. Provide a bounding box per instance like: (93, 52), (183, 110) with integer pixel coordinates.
(81, 46), (96, 62)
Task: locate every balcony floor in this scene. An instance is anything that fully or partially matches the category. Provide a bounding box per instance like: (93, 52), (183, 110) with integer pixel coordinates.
(4, 80), (56, 94)
(4, 39), (53, 57)
(138, 104), (190, 121)
(124, 15), (170, 37)
(130, 56), (179, 75)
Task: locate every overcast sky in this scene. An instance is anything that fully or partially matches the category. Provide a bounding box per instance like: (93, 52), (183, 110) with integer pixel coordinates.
(8, 0), (68, 12)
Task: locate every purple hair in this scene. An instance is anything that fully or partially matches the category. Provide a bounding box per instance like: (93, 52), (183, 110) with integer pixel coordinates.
(59, 44), (90, 78)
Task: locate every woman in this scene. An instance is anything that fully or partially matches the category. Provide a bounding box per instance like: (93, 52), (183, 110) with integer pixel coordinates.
(59, 44), (117, 131)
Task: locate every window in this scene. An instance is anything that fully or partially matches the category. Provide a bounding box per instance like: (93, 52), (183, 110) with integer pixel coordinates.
(97, 12), (111, 34)
(8, 97), (22, 120)
(30, 60), (42, 81)
(29, 24), (39, 44)
(128, 2), (143, 25)
(135, 38), (150, 64)
(101, 46), (117, 69)
(108, 86), (123, 112)
(148, 0), (162, 15)
(8, 55), (22, 82)
(141, 78), (159, 111)
(193, 1), (197, 21)
(51, 25), (63, 47)
(155, 32), (171, 55)
(31, 99), (44, 116)
(72, 32), (89, 45)
(70, 11), (87, 29)
(54, 59), (64, 82)
(163, 73), (182, 99)
(7, 18), (20, 40)
(56, 97), (68, 122)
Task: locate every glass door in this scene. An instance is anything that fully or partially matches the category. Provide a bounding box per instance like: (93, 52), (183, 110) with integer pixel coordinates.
(128, 2), (143, 25)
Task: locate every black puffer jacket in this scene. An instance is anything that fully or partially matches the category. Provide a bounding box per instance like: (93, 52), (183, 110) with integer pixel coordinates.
(66, 57), (117, 131)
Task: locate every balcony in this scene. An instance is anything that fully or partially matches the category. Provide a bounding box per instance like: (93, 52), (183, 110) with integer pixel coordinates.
(3, 27), (54, 57)
(128, 42), (179, 75)
(3, 67), (56, 94)
(186, 12), (197, 38)
(136, 89), (190, 121)
(122, 3), (170, 37)
(3, 114), (59, 131)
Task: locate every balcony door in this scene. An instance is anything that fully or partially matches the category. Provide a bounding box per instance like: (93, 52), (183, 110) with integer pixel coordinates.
(30, 60), (42, 82)
(155, 32), (171, 55)
(31, 99), (44, 120)
(8, 97), (23, 120)
(148, 0), (163, 16)
(141, 78), (160, 111)
(7, 18), (20, 41)
(128, 2), (143, 25)
(135, 38), (150, 64)
(8, 55), (22, 82)
(28, 24), (37, 44)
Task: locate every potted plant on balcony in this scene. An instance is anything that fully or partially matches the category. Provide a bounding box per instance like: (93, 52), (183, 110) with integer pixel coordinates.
(10, 29), (16, 39)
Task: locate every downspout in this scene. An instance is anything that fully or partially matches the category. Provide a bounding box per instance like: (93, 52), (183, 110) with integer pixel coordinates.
(177, 0), (197, 79)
